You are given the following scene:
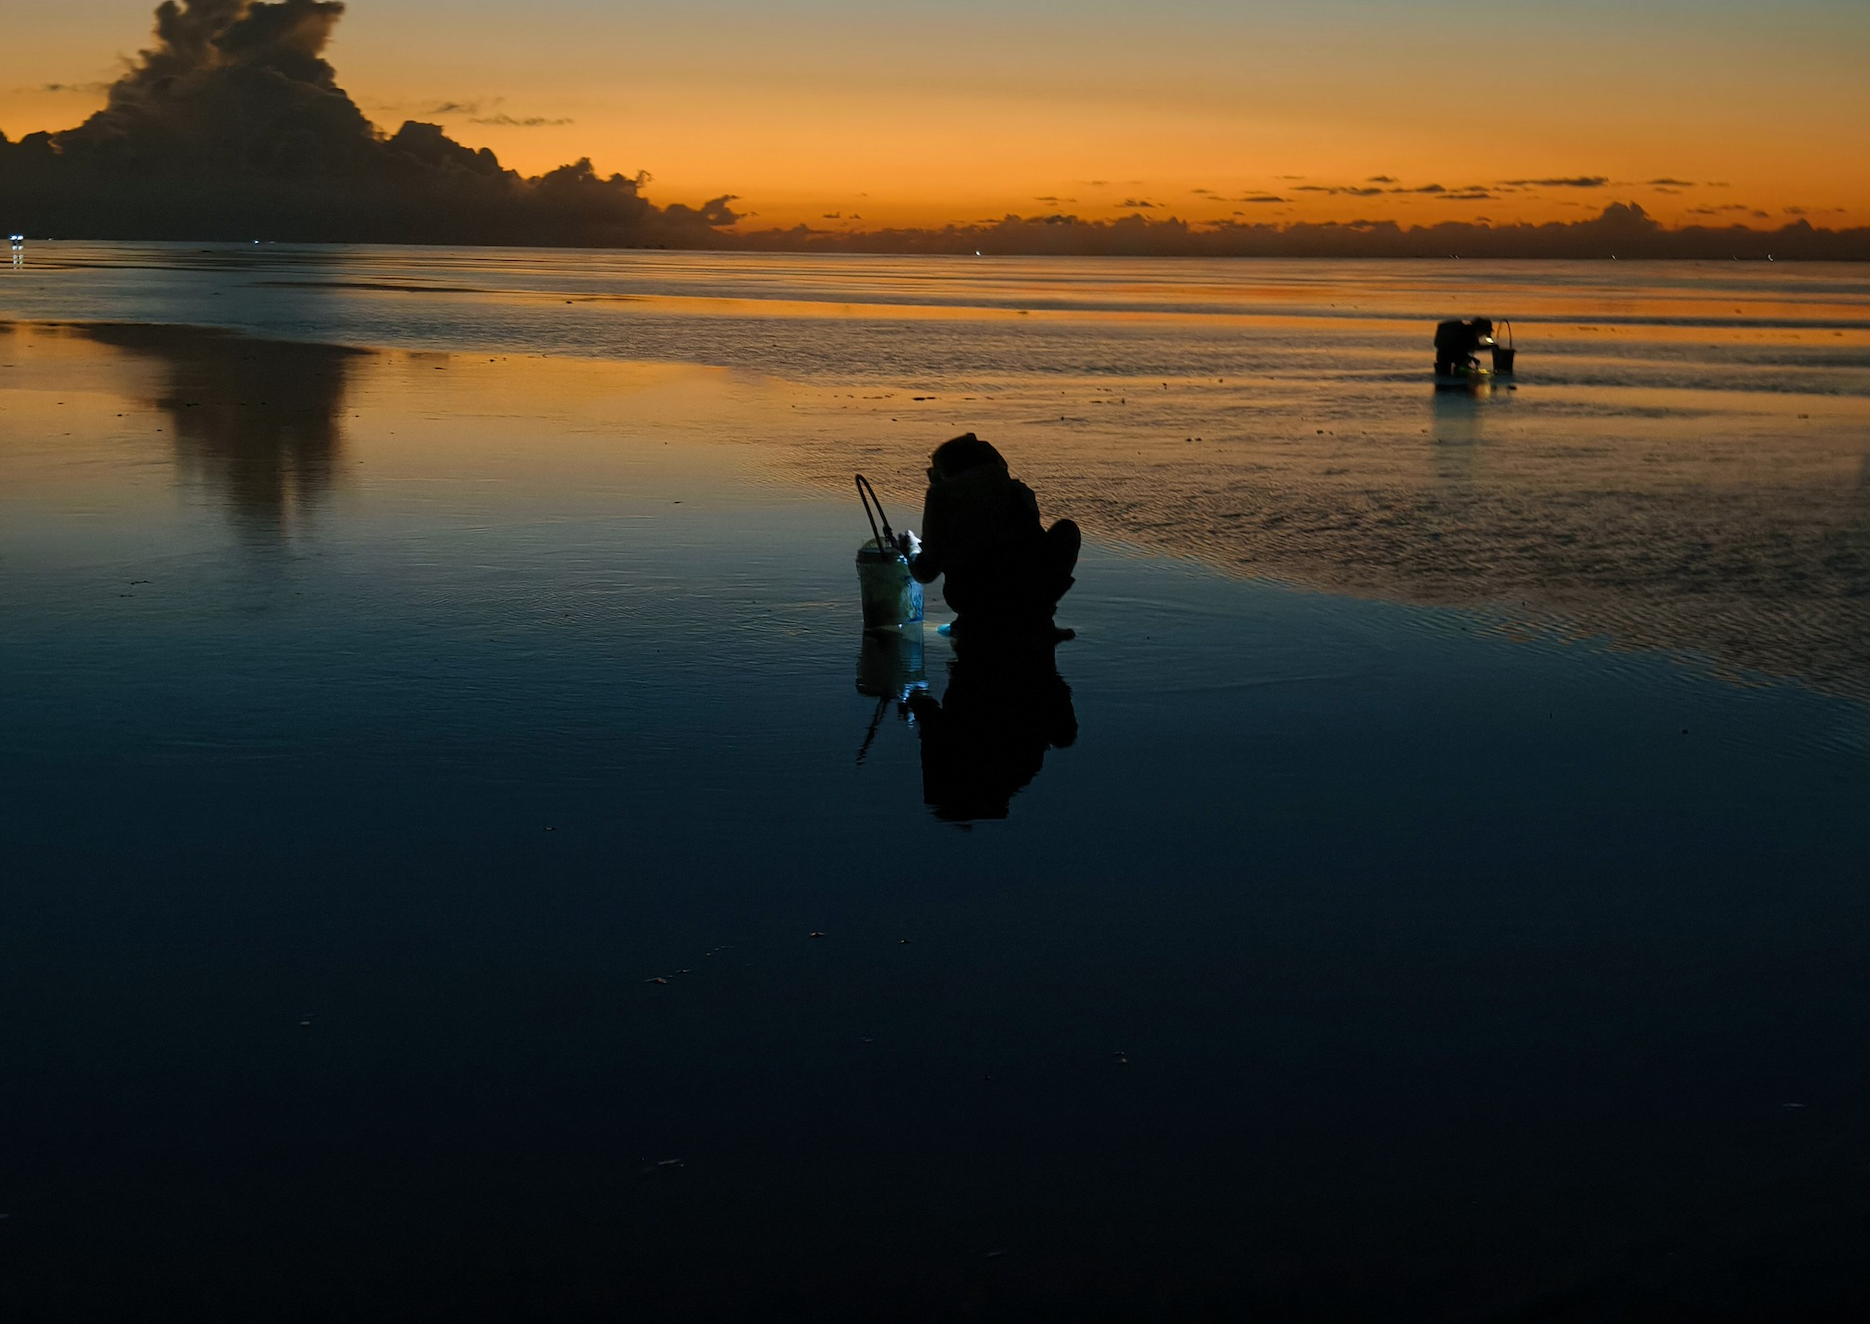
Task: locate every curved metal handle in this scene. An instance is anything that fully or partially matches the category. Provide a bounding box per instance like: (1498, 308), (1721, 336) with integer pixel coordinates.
(855, 474), (897, 551)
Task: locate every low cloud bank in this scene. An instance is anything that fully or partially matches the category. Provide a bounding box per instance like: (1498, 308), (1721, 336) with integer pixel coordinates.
(740, 204), (1870, 260)
(0, 0), (738, 246)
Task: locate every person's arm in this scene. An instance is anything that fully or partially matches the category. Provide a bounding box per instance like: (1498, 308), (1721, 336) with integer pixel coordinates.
(909, 541), (942, 584)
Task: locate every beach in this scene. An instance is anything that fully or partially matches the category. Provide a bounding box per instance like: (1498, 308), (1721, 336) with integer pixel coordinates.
(3, 246), (1867, 1319)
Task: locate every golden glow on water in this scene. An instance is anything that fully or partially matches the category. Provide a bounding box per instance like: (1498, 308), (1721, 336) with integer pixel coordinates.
(4, 293), (1866, 700)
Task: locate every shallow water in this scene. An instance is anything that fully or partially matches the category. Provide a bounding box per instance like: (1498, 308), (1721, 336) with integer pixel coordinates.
(8, 244), (1868, 697)
(2, 250), (1868, 1320)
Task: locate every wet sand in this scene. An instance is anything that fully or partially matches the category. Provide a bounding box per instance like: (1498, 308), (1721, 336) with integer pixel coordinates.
(759, 357), (1870, 705)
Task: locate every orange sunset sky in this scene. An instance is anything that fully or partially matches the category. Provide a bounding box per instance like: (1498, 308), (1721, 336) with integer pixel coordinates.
(5, 0), (1867, 233)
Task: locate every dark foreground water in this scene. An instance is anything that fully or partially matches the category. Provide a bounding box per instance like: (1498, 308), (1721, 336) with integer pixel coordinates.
(2, 252), (1869, 1321)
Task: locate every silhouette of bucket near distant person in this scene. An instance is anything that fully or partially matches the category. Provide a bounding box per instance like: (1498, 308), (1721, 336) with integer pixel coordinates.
(1491, 320), (1516, 375)
(854, 473), (924, 631)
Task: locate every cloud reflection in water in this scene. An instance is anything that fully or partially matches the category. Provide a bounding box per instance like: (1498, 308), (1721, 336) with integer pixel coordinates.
(81, 323), (362, 545)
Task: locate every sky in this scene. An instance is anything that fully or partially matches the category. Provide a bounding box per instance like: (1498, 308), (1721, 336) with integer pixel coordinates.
(5, 0), (1868, 232)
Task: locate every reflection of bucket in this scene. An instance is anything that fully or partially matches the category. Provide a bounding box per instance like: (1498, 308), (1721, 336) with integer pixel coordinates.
(856, 625), (926, 698)
(1491, 346), (1517, 375)
(856, 543), (924, 631)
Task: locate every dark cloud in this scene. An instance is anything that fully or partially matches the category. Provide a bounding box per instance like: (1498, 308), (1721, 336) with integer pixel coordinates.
(1647, 177), (1695, 186)
(1240, 195), (1287, 204)
(1119, 199), (1157, 209)
(0, 1), (736, 245)
(1366, 175), (1398, 183)
(736, 202), (1869, 259)
(1503, 176), (1610, 188)
(469, 114), (574, 127)
(39, 81), (114, 95)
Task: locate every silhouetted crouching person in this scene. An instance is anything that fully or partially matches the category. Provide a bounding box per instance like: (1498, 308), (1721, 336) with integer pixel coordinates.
(1434, 317), (1495, 377)
(907, 433), (1079, 636)
(908, 632), (1077, 822)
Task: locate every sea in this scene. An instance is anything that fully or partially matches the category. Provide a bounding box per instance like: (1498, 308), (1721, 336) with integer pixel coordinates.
(2, 244), (1867, 1321)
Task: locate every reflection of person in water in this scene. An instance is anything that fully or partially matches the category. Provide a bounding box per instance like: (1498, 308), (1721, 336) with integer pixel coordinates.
(904, 433), (1079, 635)
(908, 632), (1077, 822)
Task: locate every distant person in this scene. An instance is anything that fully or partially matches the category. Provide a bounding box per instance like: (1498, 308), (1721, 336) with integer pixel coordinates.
(901, 433), (1079, 635)
(1434, 317), (1495, 376)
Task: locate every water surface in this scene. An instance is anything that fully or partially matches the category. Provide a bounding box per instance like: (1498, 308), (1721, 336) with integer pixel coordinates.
(8, 244), (1867, 694)
(2, 251), (1867, 1321)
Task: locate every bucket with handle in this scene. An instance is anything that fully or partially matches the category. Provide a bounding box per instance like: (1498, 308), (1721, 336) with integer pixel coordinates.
(1491, 319), (1516, 375)
(854, 474), (924, 631)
